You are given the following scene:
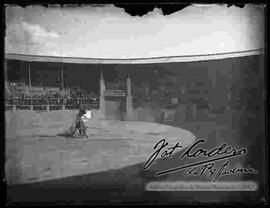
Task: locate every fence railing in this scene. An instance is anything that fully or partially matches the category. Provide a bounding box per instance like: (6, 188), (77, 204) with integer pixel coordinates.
(5, 98), (100, 111)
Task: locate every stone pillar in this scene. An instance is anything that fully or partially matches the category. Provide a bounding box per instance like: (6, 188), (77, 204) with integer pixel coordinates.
(30, 102), (33, 111)
(28, 63), (33, 111)
(62, 99), (66, 110)
(46, 98), (50, 112)
(12, 103), (16, 112)
(99, 70), (105, 118)
(126, 75), (133, 120)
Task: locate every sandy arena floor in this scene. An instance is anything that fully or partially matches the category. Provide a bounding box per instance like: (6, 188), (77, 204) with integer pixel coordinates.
(5, 110), (196, 185)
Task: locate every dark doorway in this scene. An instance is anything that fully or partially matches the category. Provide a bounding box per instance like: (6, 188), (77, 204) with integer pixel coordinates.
(105, 97), (126, 120)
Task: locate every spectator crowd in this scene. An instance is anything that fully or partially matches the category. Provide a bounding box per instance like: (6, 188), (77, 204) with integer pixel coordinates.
(5, 82), (99, 111)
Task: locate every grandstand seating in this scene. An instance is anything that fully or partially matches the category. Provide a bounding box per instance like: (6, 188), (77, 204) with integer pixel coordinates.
(5, 81), (99, 111)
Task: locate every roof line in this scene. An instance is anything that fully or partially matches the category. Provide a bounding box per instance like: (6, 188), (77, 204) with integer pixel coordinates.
(5, 48), (264, 64)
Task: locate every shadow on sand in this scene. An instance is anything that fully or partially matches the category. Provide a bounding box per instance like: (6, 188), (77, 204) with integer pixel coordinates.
(7, 157), (263, 205)
(36, 133), (76, 139)
(7, 162), (167, 205)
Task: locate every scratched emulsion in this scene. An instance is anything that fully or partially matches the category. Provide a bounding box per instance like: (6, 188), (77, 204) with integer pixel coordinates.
(5, 110), (196, 184)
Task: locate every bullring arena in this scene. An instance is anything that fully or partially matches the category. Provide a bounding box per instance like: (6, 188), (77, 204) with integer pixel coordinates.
(4, 5), (266, 204)
(5, 109), (196, 185)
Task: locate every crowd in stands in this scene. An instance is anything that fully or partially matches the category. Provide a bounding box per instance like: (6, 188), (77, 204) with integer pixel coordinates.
(5, 82), (99, 110)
